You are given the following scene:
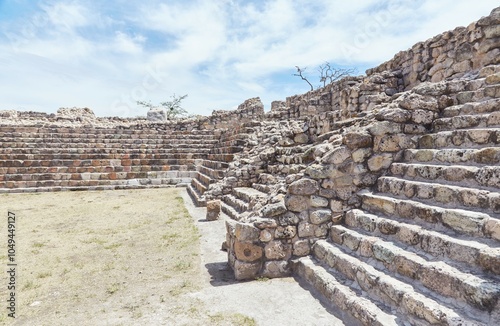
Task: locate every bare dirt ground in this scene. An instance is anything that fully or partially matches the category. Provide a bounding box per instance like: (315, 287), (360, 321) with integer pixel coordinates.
(0, 188), (345, 326)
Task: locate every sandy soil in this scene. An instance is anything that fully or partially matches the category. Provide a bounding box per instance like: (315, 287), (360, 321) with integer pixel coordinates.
(0, 188), (346, 326)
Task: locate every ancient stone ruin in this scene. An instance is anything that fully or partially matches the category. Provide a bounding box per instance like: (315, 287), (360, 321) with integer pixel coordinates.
(1, 6), (499, 325)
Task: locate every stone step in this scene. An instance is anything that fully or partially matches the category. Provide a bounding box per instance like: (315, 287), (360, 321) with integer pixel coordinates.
(389, 162), (500, 191)
(418, 128), (500, 149)
(220, 201), (240, 221)
(377, 176), (500, 215)
(292, 256), (399, 326)
(0, 182), (183, 194)
(313, 239), (495, 324)
(0, 128), (217, 138)
(232, 187), (268, 203)
(209, 146), (244, 154)
(222, 194), (248, 213)
(199, 159), (229, 170)
(0, 141), (214, 150)
(252, 183), (270, 194)
(442, 98), (500, 118)
(190, 177), (207, 194)
(454, 88), (495, 105)
(0, 149), (211, 158)
(196, 171), (215, 188)
(403, 147), (500, 166)
(0, 135), (216, 143)
(433, 112), (500, 132)
(0, 158), (197, 169)
(345, 209), (500, 275)
(1, 170), (196, 182)
(0, 177), (192, 191)
(206, 153), (235, 162)
(187, 183), (206, 207)
(360, 191), (500, 241)
(197, 165), (225, 180)
(266, 164), (307, 176)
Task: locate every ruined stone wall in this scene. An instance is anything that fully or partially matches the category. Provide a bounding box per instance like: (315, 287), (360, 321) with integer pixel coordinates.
(367, 7), (500, 89)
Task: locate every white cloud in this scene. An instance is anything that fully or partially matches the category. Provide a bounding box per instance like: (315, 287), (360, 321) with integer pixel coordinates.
(0, 0), (498, 116)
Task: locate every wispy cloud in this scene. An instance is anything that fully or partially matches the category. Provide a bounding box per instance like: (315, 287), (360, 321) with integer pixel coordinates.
(0, 0), (498, 117)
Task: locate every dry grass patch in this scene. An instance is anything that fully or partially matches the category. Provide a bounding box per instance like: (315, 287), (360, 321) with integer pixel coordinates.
(0, 188), (255, 325)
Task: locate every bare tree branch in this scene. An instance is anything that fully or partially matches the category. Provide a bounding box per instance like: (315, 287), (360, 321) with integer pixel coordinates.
(293, 66), (314, 91)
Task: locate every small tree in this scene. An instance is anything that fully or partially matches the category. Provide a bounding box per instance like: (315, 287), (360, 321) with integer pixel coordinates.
(137, 94), (188, 120)
(294, 63), (356, 90)
(293, 66), (314, 91)
(318, 62), (357, 87)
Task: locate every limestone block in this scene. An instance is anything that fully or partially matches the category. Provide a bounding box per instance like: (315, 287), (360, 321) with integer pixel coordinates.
(234, 241), (263, 262)
(294, 133), (309, 144)
(343, 132), (373, 149)
(235, 222), (260, 242)
(262, 261), (290, 278)
(293, 239), (311, 256)
(485, 72), (500, 85)
(322, 146), (352, 164)
(298, 222), (315, 238)
(485, 218), (500, 241)
(367, 154), (393, 172)
(352, 148), (372, 163)
(305, 164), (334, 179)
(234, 260), (261, 280)
(411, 110), (436, 125)
(441, 210), (486, 236)
(264, 241), (292, 260)
(147, 108), (166, 122)
(277, 211), (300, 226)
(288, 178), (319, 195)
(274, 226), (297, 239)
(368, 121), (402, 136)
(260, 201), (287, 217)
(259, 229), (273, 242)
(310, 195), (329, 208)
(285, 194), (310, 212)
(206, 200), (221, 221)
(375, 108), (411, 123)
(253, 218), (278, 229)
(484, 24), (500, 38)
(309, 209), (332, 224)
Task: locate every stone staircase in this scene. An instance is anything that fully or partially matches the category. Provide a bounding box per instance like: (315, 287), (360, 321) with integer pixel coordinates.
(221, 186), (268, 220)
(187, 127), (251, 206)
(0, 126), (218, 192)
(293, 72), (500, 325)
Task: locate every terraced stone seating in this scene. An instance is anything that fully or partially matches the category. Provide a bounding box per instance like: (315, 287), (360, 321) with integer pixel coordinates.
(293, 68), (500, 325)
(0, 126), (218, 192)
(187, 127), (250, 206)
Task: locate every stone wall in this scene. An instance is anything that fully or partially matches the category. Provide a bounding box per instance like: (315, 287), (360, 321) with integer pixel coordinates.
(367, 7), (500, 89)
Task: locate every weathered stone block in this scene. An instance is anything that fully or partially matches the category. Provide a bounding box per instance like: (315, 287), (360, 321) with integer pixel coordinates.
(285, 194), (309, 212)
(288, 178), (319, 195)
(253, 218), (278, 229)
(234, 260), (261, 280)
(262, 260), (290, 278)
(310, 209), (332, 224)
(278, 211), (300, 225)
(323, 146), (352, 164)
(234, 241), (263, 262)
(352, 148), (372, 163)
(259, 229), (273, 242)
(264, 241), (292, 260)
(367, 154), (393, 172)
(206, 200), (221, 221)
(298, 222), (315, 238)
(235, 222), (260, 242)
(260, 201), (287, 217)
(343, 132), (373, 149)
(310, 195), (329, 208)
(293, 239), (311, 256)
(274, 225), (297, 239)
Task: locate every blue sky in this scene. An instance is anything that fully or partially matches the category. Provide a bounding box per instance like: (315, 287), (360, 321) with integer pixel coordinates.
(0, 0), (498, 117)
